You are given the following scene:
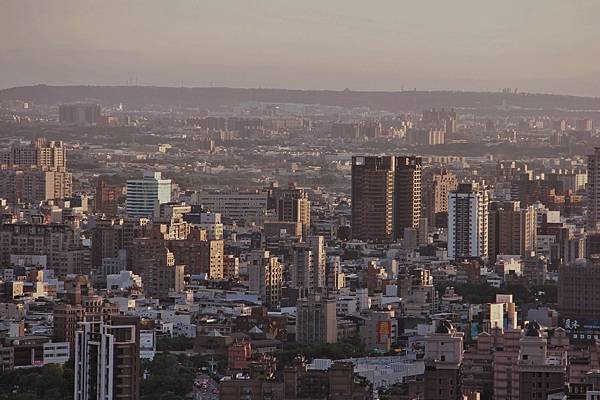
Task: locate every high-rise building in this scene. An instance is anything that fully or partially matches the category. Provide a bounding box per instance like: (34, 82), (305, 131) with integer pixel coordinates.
(54, 276), (119, 350)
(296, 291), (337, 344)
(307, 235), (326, 289)
(422, 108), (457, 136)
(488, 201), (537, 262)
(275, 183), (311, 237)
(588, 148), (600, 229)
(326, 256), (345, 291)
(351, 155), (422, 242)
(558, 258), (600, 328)
(424, 169), (458, 227)
(95, 177), (120, 216)
(351, 156), (395, 243)
(0, 223), (88, 277)
(290, 235), (326, 291)
(576, 119), (593, 132)
(331, 122), (360, 139)
(59, 103), (102, 125)
(194, 211), (224, 240)
(394, 156), (422, 238)
(291, 243), (313, 290)
(0, 138), (66, 169)
(143, 263), (185, 298)
(0, 139), (71, 204)
(448, 183), (489, 259)
(126, 172), (171, 219)
(74, 316), (140, 400)
(0, 168), (73, 204)
(168, 229), (224, 279)
(406, 128), (445, 145)
(248, 251), (282, 309)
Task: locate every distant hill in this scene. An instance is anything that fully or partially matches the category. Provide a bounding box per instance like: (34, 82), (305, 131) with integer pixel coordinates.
(2, 84), (600, 114)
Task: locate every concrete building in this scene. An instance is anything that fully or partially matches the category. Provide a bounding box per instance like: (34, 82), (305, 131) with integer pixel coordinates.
(362, 310), (395, 353)
(0, 223), (88, 277)
(0, 138), (66, 169)
(488, 201), (536, 262)
(248, 251), (282, 309)
(0, 336), (70, 370)
(517, 322), (566, 400)
(351, 156), (395, 243)
(296, 292), (338, 345)
(144, 264), (185, 299)
(95, 177), (120, 216)
(219, 359), (372, 400)
(406, 128), (445, 145)
(326, 256), (345, 291)
(290, 235), (326, 291)
(74, 316), (140, 400)
(0, 167), (73, 204)
(589, 148), (600, 229)
(423, 320), (464, 400)
(448, 183), (489, 259)
(59, 103), (102, 125)
(558, 258), (600, 333)
(168, 228), (224, 279)
(126, 171), (171, 219)
(274, 183), (311, 237)
(195, 211), (224, 240)
(193, 191), (268, 222)
(424, 169), (458, 227)
(394, 156), (422, 239)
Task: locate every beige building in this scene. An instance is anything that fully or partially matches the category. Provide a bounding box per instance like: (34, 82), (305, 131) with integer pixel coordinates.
(290, 235), (326, 291)
(274, 183), (311, 237)
(488, 201), (536, 262)
(0, 138), (66, 169)
(296, 291), (337, 344)
(394, 156), (422, 239)
(0, 168), (72, 204)
(248, 250), (282, 309)
(0, 223), (88, 277)
(424, 169), (458, 227)
(424, 320), (464, 400)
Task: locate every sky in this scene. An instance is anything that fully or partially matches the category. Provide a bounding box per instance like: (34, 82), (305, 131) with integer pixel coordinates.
(2, 0), (600, 96)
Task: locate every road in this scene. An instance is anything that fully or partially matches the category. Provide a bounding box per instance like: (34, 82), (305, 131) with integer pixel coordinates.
(193, 374), (219, 400)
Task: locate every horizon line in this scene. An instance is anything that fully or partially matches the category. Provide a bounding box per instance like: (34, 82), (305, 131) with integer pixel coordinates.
(1, 83), (599, 100)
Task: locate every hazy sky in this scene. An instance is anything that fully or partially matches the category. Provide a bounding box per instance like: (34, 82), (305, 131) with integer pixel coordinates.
(2, 0), (600, 96)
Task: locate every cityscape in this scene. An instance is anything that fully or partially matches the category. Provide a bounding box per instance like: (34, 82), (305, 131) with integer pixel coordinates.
(2, 2), (600, 400)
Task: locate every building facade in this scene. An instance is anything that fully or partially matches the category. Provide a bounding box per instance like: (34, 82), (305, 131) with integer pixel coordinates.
(74, 316), (140, 400)
(351, 156), (395, 243)
(126, 172), (171, 219)
(448, 183), (489, 259)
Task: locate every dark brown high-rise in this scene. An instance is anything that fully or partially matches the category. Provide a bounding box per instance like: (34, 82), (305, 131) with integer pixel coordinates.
(351, 155), (422, 242)
(351, 156), (395, 243)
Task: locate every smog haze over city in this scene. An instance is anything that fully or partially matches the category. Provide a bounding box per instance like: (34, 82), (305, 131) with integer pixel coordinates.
(3, 2), (600, 400)
(3, 0), (600, 95)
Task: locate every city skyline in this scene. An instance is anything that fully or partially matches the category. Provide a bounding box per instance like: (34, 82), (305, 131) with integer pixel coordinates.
(4, 3), (600, 400)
